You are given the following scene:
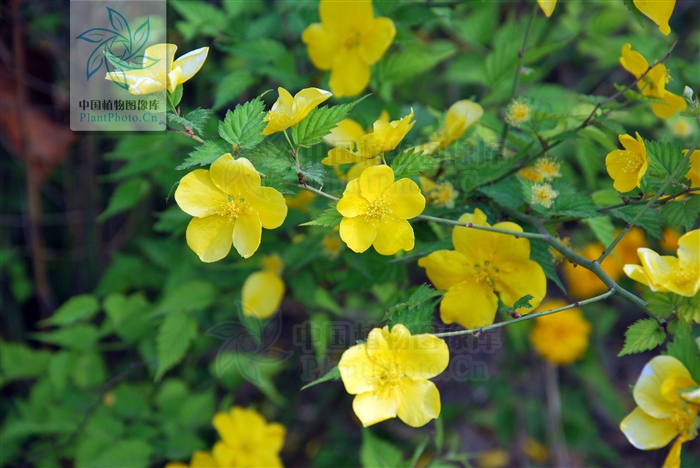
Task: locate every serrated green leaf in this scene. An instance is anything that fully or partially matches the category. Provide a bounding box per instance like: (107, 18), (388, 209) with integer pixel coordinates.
(0, 342), (52, 383)
(660, 197), (700, 231)
(155, 312), (197, 381)
(391, 149), (440, 180)
(552, 193), (599, 218)
(500, 294), (534, 314)
(168, 84), (183, 110)
(610, 205), (663, 240)
(384, 284), (441, 334)
(665, 321), (699, 382)
(291, 96), (368, 148)
(583, 216), (615, 247)
(300, 206), (343, 228)
(641, 141), (688, 193)
(156, 280), (217, 314)
(41, 295), (100, 326)
(98, 178), (150, 222)
(214, 70), (254, 110)
(295, 161), (325, 186)
(479, 177), (524, 210)
(30, 324), (100, 351)
(591, 188), (621, 206)
(300, 366), (340, 390)
(642, 288), (687, 320)
(618, 319), (666, 356)
(360, 429), (404, 468)
(176, 139), (230, 170)
(376, 41), (456, 85)
(218, 96), (266, 150)
(183, 108), (213, 134)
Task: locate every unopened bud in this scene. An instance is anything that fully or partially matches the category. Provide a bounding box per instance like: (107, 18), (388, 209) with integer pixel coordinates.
(683, 86), (694, 104)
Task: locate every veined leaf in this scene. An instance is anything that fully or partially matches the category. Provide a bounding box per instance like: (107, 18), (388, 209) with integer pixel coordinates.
(218, 96), (266, 150)
(291, 96), (368, 148)
(618, 319), (665, 356)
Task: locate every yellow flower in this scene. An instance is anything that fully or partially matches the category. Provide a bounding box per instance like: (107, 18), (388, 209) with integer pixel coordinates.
(322, 110), (415, 166)
(684, 149), (700, 187)
(505, 99), (531, 126)
(417, 100), (483, 155)
(105, 44), (208, 95)
(537, 0), (557, 17)
(623, 229), (700, 297)
(660, 228), (682, 253)
(606, 132), (649, 193)
(302, 0), (395, 98)
(285, 190), (316, 213)
(212, 407), (285, 467)
(632, 0), (676, 35)
(477, 449), (510, 468)
(419, 176), (459, 209)
(337, 165), (425, 255)
(174, 154), (288, 262)
(418, 209), (547, 329)
(529, 299), (591, 365)
(523, 437), (549, 463)
(530, 183), (559, 209)
(165, 452), (218, 468)
(338, 324), (449, 427)
(620, 356), (699, 468)
(620, 44), (687, 119)
(242, 254), (285, 319)
(668, 117), (694, 139)
(534, 157), (562, 180)
(262, 87), (332, 136)
(321, 233), (343, 259)
(518, 166), (544, 183)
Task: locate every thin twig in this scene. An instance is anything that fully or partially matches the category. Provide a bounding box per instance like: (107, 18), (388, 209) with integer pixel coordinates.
(416, 214), (547, 241)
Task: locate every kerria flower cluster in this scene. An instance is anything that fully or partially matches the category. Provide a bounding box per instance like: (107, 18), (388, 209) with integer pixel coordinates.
(166, 406), (285, 468)
(105, 43), (208, 95)
(242, 254), (285, 319)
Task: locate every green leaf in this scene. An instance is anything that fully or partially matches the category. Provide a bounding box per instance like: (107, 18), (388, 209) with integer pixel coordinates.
(360, 429), (404, 468)
(622, 0), (645, 27)
(98, 178), (150, 222)
(291, 96), (368, 148)
(184, 108), (214, 134)
(591, 188), (621, 206)
(156, 280), (217, 314)
(665, 321), (700, 383)
(484, 42), (519, 87)
(214, 70), (254, 110)
(660, 197), (700, 231)
(155, 312), (197, 381)
(300, 205), (343, 228)
(479, 177), (524, 210)
(642, 288), (688, 320)
(551, 193), (599, 218)
(385, 284), (441, 334)
(91, 439), (152, 468)
(618, 319), (666, 356)
(641, 141), (688, 193)
(168, 84), (183, 110)
(0, 342), (51, 383)
(30, 324), (100, 351)
(529, 238), (566, 293)
(41, 294), (100, 326)
(391, 149), (440, 180)
(300, 366), (340, 390)
(218, 96), (266, 150)
(104, 293), (152, 343)
(176, 139), (231, 170)
(610, 205), (663, 240)
(499, 294), (534, 314)
(376, 41), (456, 85)
(583, 216), (615, 247)
(295, 161), (325, 186)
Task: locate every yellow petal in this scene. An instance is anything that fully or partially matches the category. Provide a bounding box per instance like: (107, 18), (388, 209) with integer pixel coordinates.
(330, 48), (371, 98)
(322, 147), (365, 166)
(212, 442), (235, 467)
(265, 422), (286, 454)
(620, 407), (678, 450)
(373, 218), (415, 255)
(352, 389), (398, 427)
(338, 343), (379, 394)
(346, 157), (382, 181)
(337, 178), (367, 217)
(144, 43), (177, 66)
(242, 271), (284, 319)
(212, 411), (240, 445)
(537, 0), (557, 17)
(323, 118), (366, 149)
(620, 43), (648, 78)
(319, 0), (374, 32)
(662, 437), (683, 468)
(232, 210), (261, 259)
(247, 186), (288, 229)
(340, 216), (377, 253)
(190, 451), (218, 468)
(105, 70), (165, 95)
(291, 87), (333, 126)
(185, 215), (233, 263)
(677, 230), (699, 266)
(393, 330), (449, 379)
(210, 155), (261, 196)
(443, 100), (483, 144)
(359, 165), (395, 202)
(638, 248), (676, 291)
(606, 149), (629, 179)
(685, 150), (700, 187)
(418, 249), (471, 290)
(172, 47), (209, 84)
(358, 17), (396, 65)
(166, 67), (182, 93)
(262, 87), (296, 135)
(386, 178), (426, 219)
(624, 264), (654, 288)
(633, 0), (675, 35)
(175, 169), (228, 217)
(634, 355), (693, 420)
(396, 379), (441, 427)
(494, 259), (547, 310)
(440, 281), (498, 329)
(302, 23), (339, 70)
(613, 170), (641, 193)
(652, 92), (688, 119)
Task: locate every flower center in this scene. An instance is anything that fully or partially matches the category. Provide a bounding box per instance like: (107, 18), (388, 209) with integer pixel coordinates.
(344, 29), (362, 49)
(619, 150), (645, 174)
(672, 263), (698, 287)
(470, 262), (498, 287)
(220, 197), (248, 224)
(364, 196), (391, 223)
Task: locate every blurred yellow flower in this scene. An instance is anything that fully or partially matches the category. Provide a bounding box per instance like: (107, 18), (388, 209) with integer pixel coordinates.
(284, 190), (316, 213)
(165, 451), (218, 468)
(523, 437), (549, 463)
(518, 166), (544, 183)
(338, 324), (449, 427)
(684, 149), (700, 187)
(505, 99), (531, 126)
(212, 407), (285, 467)
(668, 117), (694, 139)
(322, 110), (415, 166)
(623, 229), (700, 297)
(530, 183), (559, 208)
(105, 43), (208, 95)
(534, 157), (562, 180)
(321, 233), (343, 259)
(529, 299), (591, 365)
(620, 355), (698, 468)
(418, 209), (546, 329)
(262, 87), (332, 135)
(302, 0), (395, 98)
(337, 165), (425, 255)
(606, 132), (648, 193)
(419, 176), (459, 209)
(477, 449), (510, 468)
(417, 100), (483, 155)
(242, 254), (285, 319)
(174, 154), (288, 262)
(537, 0), (557, 17)
(620, 44), (686, 119)
(660, 228), (682, 253)
(633, 0), (676, 35)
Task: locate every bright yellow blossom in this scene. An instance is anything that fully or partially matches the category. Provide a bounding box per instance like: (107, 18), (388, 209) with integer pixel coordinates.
(633, 0), (676, 35)
(322, 110), (415, 166)
(418, 209), (546, 329)
(242, 254), (285, 319)
(174, 154), (288, 262)
(338, 324), (449, 427)
(620, 44), (686, 119)
(620, 356), (699, 468)
(606, 132), (649, 193)
(530, 183), (559, 209)
(212, 407), (285, 467)
(105, 44), (208, 95)
(529, 299), (591, 365)
(684, 149), (700, 187)
(624, 229), (700, 297)
(419, 176), (459, 209)
(505, 99), (531, 126)
(262, 87), (332, 136)
(537, 0), (557, 17)
(165, 452), (218, 468)
(302, 0), (395, 98)
(417, 100), (483, 155)
(337, 165), (425, 255)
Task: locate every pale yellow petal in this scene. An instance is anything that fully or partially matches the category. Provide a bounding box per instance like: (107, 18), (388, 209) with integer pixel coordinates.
(633, 0), (675, 35)
(247, 186), (288, 229)
(638, 248), (676, 291)
(352, 389), (398, 427)
(232, 210), (262, 259)
(443, 100), (483, 143)
(319, 0), (374, 31)
(338, 343), (379, 394)
(396, 379), (441, 427)
(620, 43), (648, 78)
(677, 230), (699, 266)
(624, 264), (654, 288)
(330, 48), (370, 98)
(386, 178), (425, 219)
(339, 216), (377, 253)
(346, 157), (382, 181)
(105, 70), (165, 95)
(323, 119), (366, 149)
(620, 407), (678, 450)
(359, 165), (395, 202)
(440, 281), (498, 329)
(537, 0), (557, 17)
(242, 271), (284, 319)
(185, 216), (233, 263)
(417, 250), (471, 290)
(210, 155), (261, 196)
(144, 43), (177, 66)
(358, 17), (396, 65)
(175, 169), (228, 217)
(634, 355), (693, 419)
(322, 147), (365, 166)
(662, 437), (683, 468)
(265, 422), (286, 454)
(302, 23), (339, 70)
(172, 47), (209, 84)
(373, 218), (415, 255)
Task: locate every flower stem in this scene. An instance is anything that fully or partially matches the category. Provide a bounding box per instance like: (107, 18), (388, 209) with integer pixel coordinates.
(296, 184), (339, 202)
(433, 290), (614, 338)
